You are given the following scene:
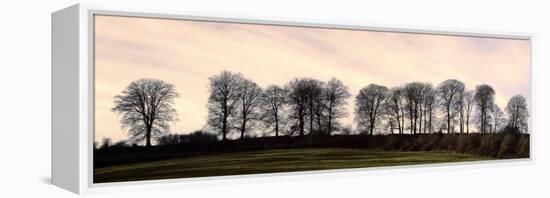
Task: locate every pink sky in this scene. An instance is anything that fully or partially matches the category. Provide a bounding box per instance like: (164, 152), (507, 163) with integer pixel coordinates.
(94, 15), (531, 142)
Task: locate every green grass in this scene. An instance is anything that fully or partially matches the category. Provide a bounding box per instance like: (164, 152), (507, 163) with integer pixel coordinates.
(94, 148), (491, 183)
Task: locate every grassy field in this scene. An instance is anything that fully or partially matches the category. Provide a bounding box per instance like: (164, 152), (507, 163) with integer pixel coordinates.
(94, 148), (491, 183)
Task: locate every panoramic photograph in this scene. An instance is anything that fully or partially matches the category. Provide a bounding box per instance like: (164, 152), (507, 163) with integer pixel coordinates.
(93, 15), (531, 183)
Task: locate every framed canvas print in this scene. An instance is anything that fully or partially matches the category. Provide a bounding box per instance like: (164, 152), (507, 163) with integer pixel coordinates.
(52, 4), (533, 194)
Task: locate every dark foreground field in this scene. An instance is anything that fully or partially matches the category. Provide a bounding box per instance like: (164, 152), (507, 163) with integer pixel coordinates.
(94, 148), (490, 183)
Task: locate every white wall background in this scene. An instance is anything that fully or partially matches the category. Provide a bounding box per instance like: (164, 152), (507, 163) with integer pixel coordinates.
(0, 0), (548, 197)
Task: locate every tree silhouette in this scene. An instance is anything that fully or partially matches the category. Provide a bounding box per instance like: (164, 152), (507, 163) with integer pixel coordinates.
(112, 79), (178, 147)
(207, 71), (243, 141)
(286, 78), (317, 136)
(421, 83), (436, 134)
(235, 78), (263, 139)
(305, 79), (325, 134)
(261, 85), (288, 137)
(404, 82), (424, 134)
(505, 95), (529, 133)
(355, 84), (388, 135)
(286, 79), (308, 136)
(491, 104), (506, 133)
(386, 87), (405, 134)
(323, 78), (351, 135)
(463, 91), (475, 133)
(474, 84), (495, 134)
(437, 79), (465, 134)
(456, 90), (466, 133)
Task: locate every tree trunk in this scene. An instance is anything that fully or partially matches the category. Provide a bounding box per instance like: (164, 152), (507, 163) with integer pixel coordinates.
(401, 108), (405, 135)
(370, 120), (375, 136)
(390, 121), (394, 135)
(309, 102), (314, 134)
(241, 121), (246, 139)
(484, 109), (487, 134)
(409, 111), (414, 134)
(222, 114), (228, 141)
(418, 104), (422, 134)
(447, 106), (451, 134)
(240, 118), (246, 139)
(428, 107), (432, 133)
(317, 113), (322, 134)
(413, 108), (417, 135)
(481, 110), (485, 133)
(145, 125), (152, 147)
(396, 114), (402, 135)
(299, 106), (305, 136)
(327, 115), (332, 136)
(275, 115), (279, 137)
(459, 110), (464, 134)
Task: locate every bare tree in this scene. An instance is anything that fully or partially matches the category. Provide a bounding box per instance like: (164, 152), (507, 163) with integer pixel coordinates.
(463, 91), (475, 133)
(386, 87), (405, 134)
(491, 104), (506, 133)
(505, 94), (529, 133)
(306, 79), (325, 134)
(261, 85), (288, 137)
(399, 89), (407, 134)
(207, 71), (243, 141)
(422, 83), (436, 134)
(450, 110), (459, 133)
(235, 78), (263, 139)
(437, 79), (465, 134)
(286, 78), (310, 136)
(456, 91), (466, 133)
(355, 84), (389, 135)
(474, 84), (495, 134)
(404, 82), (424, 134)
(112, 79), (178, 147)
(323, 78), (351, 135)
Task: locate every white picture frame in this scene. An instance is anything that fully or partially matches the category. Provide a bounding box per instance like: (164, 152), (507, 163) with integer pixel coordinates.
(52, 3), (534, 194)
